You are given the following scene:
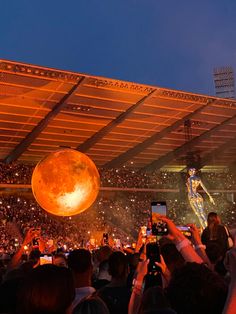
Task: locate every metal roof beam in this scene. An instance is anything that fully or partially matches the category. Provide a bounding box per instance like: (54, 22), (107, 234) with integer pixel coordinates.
(4, 77), (85, 164)
(200, 138), (236, 169)
(77, 89), (157, 152)
(144, 113), (236, 172)
(105, 99), (215, 168)
(180, 135), (236, 172)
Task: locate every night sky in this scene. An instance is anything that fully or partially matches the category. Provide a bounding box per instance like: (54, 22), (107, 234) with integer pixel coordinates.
(1, 0), (236, 95)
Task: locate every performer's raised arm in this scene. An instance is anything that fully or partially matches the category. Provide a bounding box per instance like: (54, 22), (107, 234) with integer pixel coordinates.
(200, 180), (215, 205)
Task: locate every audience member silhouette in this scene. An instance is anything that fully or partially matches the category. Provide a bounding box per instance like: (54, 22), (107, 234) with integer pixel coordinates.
(16, 264), (75, 314)
(97, 251), (131, 314)
(73, 295), (109, 314)
(67, 249), (95, 309)
(166, 262), (228, 314)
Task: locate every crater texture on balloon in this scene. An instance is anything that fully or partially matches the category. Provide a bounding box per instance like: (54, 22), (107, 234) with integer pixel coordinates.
(31, 149), (100, 216)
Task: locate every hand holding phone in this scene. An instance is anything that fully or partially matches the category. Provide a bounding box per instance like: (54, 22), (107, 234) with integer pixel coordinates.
(156, 216), (185, 242)
(151, 201), (168, 236)
(187, 224), (201, 244)
(146, 242), (162, 273)
(32, 228), (41, 247)
(177, 226), (191, 237)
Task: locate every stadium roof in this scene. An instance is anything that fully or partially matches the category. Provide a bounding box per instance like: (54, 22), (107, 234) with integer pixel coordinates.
(1, 59), (236, 171)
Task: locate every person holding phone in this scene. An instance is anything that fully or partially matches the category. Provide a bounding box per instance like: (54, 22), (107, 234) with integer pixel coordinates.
(186, 168), (215, 229)
(151, 201), (168, 236)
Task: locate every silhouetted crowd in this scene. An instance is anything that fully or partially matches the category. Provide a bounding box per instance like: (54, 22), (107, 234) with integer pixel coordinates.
(0, 211), (236, 314)
(1, 162), (236, 313)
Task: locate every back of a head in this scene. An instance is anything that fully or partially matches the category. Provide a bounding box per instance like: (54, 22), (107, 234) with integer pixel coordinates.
(0, 275), (24, 313)
(53, 253), (68, 268)
(73, 295), (109, 314)
(68, 249), (92, 273)
(128, 252), (140, 270)
(97, 245), (113, 263)
(207, 212), (219, 226)
(16, 264), (75, 314)
(138, 286), (174, 314)
(167, 262), (227, 314)
(108, 251), (128, 279)
(29, 249), (41, 266)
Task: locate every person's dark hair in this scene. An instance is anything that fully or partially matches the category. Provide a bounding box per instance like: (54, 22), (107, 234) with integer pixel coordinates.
(0, 270), (25, 313)
(205, 242), (224, 263)
(29, 248), (41, 266)
(96, 245), (113, 263)
(73, 295), (109, 314)
(128, 252), (140, 271)
(53, 253), (68, 267)
(167, 262), (227, 314)
(68, 249), (92, 273)
(108, 251), (128, 278)
(138, 286), (174, 314)
(207, 212), (219, 241)
(207, 211), (218, 220)
(16, 264), (75, 314)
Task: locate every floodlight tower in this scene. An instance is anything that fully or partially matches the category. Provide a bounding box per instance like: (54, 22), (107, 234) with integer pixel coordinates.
(213, 66), (235, 99)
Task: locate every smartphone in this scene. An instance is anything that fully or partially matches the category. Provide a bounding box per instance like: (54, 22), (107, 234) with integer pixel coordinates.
(151, 201), (168, 236)
(103, 233), (109, 245)
(177, 226), (191, 237)
(40, 255), (53, 265)
(146, 242), (161, 273)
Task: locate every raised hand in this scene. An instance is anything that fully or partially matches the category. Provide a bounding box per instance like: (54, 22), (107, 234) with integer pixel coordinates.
(209, 196), (215, 205)
(23, 228), (37, 246)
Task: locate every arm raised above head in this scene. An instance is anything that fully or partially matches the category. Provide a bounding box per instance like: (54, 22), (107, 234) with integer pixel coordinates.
(159, 216), (203, 264)
(7, 227), (36, 271)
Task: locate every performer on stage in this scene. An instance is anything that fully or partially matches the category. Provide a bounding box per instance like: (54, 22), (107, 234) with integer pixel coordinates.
(186, 168), (215, 228)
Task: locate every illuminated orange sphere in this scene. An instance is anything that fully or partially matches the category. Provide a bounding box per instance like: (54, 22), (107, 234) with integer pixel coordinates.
(31, 149), (100, 216)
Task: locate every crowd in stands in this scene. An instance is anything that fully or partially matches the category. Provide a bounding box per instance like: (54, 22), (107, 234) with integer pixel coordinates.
(0, 162), (236, 312)
(0, 191), (235, 256)
(100, 168), (181, 189)
(0, 162), (33, 185)
(1, 161), (236, 190)
(0, 161), (236, 254)
(0, 194), (132, 255)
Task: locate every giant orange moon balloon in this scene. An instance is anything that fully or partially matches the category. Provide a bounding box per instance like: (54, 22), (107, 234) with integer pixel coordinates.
(31, 149), (100, 216)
